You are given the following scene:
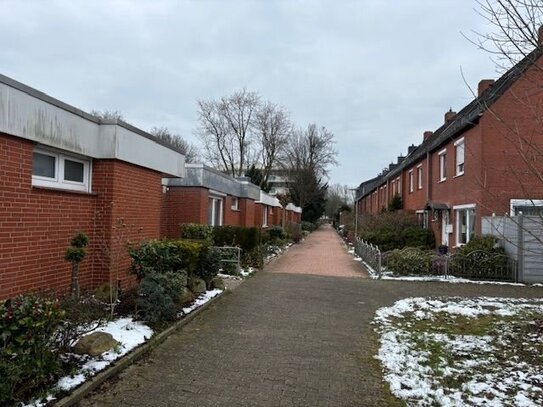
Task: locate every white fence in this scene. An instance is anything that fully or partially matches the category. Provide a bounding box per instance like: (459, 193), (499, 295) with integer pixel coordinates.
(482, 214), (543, 283)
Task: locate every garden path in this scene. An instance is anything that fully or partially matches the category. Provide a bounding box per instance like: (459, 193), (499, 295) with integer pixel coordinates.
(78, 226), (543, 407)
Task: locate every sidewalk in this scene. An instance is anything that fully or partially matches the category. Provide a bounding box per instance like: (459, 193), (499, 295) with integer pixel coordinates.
(266, 224), (367, 278)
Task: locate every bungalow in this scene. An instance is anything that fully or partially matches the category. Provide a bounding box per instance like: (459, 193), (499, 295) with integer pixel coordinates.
(356, 33), (543, 249)
(255, 191), (283, 228)
(0, 74), (185, 299)
(161, 164), (260, 235)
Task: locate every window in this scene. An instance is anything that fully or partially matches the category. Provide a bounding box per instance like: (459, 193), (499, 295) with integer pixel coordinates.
(262, 206), (268, 227)
(231, 197), (239, 210)
(32, 148), (91, 192)
(208, 196), (223, 226)
(417, 164), (423, 190)
(416, 210), (429, 229)
(455, 138), (465, 176)
(438, 149), (447, 182)
(408, 170), (414, 193)
(396, 177), (401, 196)
(510, 199), (543, 216)
(454, 205), (475, 245)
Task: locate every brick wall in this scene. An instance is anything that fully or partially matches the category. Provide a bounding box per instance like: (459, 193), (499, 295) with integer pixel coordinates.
(0, 134), (96, 299)
(239, 198), (256, 227)
(0, 133), (164, 299)
(162, 186), (208, 238)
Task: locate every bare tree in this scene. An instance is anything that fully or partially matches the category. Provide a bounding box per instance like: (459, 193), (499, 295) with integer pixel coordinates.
(465, 0), (543, 71)
(284, 123), (338, 221)
(196, 89), (260, 177)
(90, 109), (124, 121)
(150, 127), (200, 163)
(325, 183), (355, 219)
(253, 101), (291, 186)
(284, 123), (337, 178)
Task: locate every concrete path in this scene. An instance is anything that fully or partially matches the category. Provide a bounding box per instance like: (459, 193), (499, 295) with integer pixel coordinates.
(78, 225), (543, 407)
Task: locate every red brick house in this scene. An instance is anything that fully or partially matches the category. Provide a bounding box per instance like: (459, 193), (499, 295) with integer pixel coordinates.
(161, 165), (260, 236)
(0, 74), (186, 299)
(254, 191), (283, 228)
(355, 40), (543, 249)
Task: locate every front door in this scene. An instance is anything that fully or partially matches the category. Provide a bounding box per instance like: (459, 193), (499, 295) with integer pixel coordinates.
(441, 211), (449, 246)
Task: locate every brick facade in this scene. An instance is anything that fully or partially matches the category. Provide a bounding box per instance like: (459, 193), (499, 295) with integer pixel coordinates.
(0, 133), (163, 299)
(356, 51), (543, 249)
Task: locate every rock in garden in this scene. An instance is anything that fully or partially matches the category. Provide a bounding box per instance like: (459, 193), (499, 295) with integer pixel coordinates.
(179, 286), (195, 304)
(188, 277), (206, 294)
(73, 332), (119, 356)
(211, 277), (225, 290)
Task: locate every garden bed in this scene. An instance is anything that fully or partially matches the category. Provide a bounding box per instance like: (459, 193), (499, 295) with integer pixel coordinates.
(374, 296), (543, 406)
(23, 289), (223, 407)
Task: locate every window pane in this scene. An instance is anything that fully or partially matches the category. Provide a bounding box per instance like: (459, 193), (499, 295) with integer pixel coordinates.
(64, 159), (84, 182)
(208, 198), (214, 225)
(33, 152), (56, 178)
(214, 198), (222, 226)
(468, 209), (475, 241)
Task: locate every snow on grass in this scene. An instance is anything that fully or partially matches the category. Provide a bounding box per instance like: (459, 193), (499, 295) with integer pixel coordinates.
(375, 296), (543, 406)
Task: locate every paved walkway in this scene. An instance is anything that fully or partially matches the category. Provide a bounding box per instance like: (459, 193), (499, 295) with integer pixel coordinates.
(79, 225), (543, 407)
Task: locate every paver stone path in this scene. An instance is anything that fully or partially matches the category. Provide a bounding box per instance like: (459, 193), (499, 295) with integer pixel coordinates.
(79, 224), (543, 407)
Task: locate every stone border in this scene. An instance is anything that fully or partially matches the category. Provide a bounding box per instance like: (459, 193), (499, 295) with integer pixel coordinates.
(54, 290), (230, 407)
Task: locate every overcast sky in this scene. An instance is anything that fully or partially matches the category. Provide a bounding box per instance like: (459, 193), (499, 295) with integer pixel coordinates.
(1, 0), (500, 186)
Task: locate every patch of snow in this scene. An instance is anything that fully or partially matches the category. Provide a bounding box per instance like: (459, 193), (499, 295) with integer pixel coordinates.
(182, 289), (222, 315)
(374, 297), (543, 406)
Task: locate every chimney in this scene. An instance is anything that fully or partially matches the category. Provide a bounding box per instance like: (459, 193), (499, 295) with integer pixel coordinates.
(423, 131), (433, 141)
(478, 79), (495, 96)
(539, 25), (543, 45)
(444, 108), (456, 124)
(388, 162), (397, 171)
(407, 144), (416, 155)
(397, 155), (405, 164)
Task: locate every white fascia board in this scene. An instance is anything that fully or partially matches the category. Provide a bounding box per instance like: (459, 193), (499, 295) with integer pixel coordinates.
(257, 191), (282, 207)
(0, 78), (185, 177)
(452, 203), (476, 210)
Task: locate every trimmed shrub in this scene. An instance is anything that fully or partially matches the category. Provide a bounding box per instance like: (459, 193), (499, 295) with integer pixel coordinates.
(196, 247), (221, 285)
(0, 295), (65, 404)
(212, 226), (261, 253)
(450, 235), (509, 279)
(385, 248), (432, 276)
(129, 239), (205, 279)
(285, 222), (303, 243)
(267, 226), (286, 242)
(242, 246), (264, 268)
(181, 223), (213, 243)
(301, 221), (316, 232)
(137, 276), (177, 323)
(359, 212), (435, 251)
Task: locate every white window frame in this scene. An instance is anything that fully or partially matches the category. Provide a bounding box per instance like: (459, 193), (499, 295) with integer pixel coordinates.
(262, 206), (268, 227)
(509, 199), (543, 215)
(417, 164), (423, 190)
(453, 203), (476, 246)
(208, 195), (224, 226)
(416, 209), (429, 229)
(454, 138), (465, 176)
(408, 169), (414, 193)
(396, 177), (401, 196)
(438, 148), (447, 182)
(32, 147), (91, 192)
(231, 196), (239, 211)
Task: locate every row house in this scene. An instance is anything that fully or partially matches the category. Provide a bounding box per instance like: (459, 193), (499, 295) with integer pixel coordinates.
(356, 35), (543, 249)
(0, 74), (303, 299)
(162, 165), (261, 236)
(0, 74), (185, 299)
